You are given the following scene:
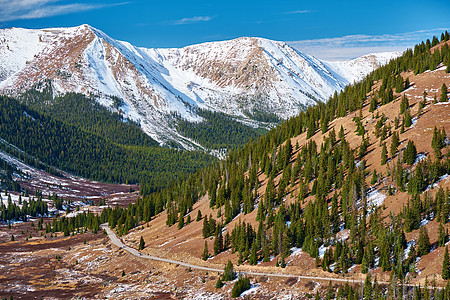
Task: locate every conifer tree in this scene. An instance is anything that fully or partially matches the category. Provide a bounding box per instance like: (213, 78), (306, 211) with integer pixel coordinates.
(214, 232), (223, 255)
(364, 273), (373, 299)
(139, 236), (145, 250)
(249, 241), (257, 265)
(432, 127), (446, 157)
(400, 94), (409, 114)
(177, 213), (184, 230)
(443, 246), (450, 280)
(381, 143), (388, 165)
(403, 140), (417, 165)
(202, 215), (209, 238)
(417, 226), (431, 256)
(390, 131), (400, 156)
(222, 260), (236, 281)
(215, 277), (224, 288)
(441, 83), (448, 102)
(439, 223), (447, 247)
(196, 210), (202, 221)
(404, 109), (412, 128)
(369, 97), (378, 112)
(371, 170), (378, 185)
(202, 240), (209, 261)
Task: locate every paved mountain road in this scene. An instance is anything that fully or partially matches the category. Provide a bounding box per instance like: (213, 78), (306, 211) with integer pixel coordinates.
(101, 224), (364, 284)
(102, 224), (442, 290)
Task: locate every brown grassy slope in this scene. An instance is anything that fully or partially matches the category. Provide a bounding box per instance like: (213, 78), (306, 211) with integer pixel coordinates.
(124, 57), (450, 285)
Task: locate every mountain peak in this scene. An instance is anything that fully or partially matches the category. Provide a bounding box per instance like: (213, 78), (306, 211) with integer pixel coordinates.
(0, 25), (401, 149)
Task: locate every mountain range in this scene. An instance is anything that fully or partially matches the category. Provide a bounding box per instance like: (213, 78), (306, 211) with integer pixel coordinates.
(0, 24), (400, 149)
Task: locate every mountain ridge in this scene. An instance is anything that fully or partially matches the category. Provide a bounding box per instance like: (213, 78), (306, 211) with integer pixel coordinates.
(0, 24), (401, 149)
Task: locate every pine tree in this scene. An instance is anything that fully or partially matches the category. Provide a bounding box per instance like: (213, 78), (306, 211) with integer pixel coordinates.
(404, 109), (412, 128)
(404, 77), (410, 90)
(403, 140), (417, 165)
(364, 273), (373, 299)
(214, 232), (223, 255)
(439, 223), (447, 247)
(371, 170), (378, 185)
(138, 236), (145, 250)
(223, 260), (236, 281)
(390, 131), (399, 156)
(202, 240), (209, 261)
(231, 276), (251, 298)
(441, 83), (448, 102)
(369, 97), (378, 112)
(400, 94), (410, 114)
(432, 126), (446, 158)
(417, 226), (431, 256)
(381, 143), (388, 165)
(443, 246), (450, 280)
(249, 241), (257, 265)
(202, 215), (209, 238)
(196, 210), (202, 221)
(177, 213), (184, 230)
(215, 277), (224, 288)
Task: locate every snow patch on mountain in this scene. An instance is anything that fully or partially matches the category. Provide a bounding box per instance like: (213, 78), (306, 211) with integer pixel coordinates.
(0, 25), (402, 149)
(325, 52), (402, 84)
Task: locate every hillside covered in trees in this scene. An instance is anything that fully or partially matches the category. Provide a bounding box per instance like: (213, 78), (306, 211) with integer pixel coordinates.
(95, 32), (450, 297)
(0, 93), (214, 192)
(2, 31), (450, 299)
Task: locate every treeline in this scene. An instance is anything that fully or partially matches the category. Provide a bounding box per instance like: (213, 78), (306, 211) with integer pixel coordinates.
(0, 157), (21, 192)
(49, 32), (450, 285)
(114, 31), (450, 218)
(99, 32), (450, 279)
(0, 95), (214, 191)
(176, 107), (264, 149)
(0, 193), (48, 222)
(20, 85), (158, 148)
(45, 212), (101, 236)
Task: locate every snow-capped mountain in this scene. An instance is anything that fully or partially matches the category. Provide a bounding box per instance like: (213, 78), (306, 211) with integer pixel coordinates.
(0, 25), (401, 149)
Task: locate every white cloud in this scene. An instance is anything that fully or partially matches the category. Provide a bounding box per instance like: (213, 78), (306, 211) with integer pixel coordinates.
(288, 28), (449, 61)
(0, 0), (128, 22)
(172, 16), (214, 25)
(285, 10), (310, 14)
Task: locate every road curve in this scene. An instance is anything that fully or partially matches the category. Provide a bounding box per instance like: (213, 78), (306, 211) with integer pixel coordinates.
(101, 224), (364, 284)
(101, 224), (443, 290)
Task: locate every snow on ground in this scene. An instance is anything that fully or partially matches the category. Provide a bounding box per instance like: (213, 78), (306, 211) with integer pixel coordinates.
(0, 25), (401, 149)
(66, 210), (85, 218)
(366, 189), (387, 207)
(241, 284), (260, 296)
(318, 244), (330, 259)
(374, 256), (380, 268)
(420, 219), (430, 227)
(324, 52), (402, 83)
(290, 247), (303, 256)
(426, 174), (449, 190)
(404, 240), (416, 259)
(0, 193), (35, 207)
(415, 153), (427, 164)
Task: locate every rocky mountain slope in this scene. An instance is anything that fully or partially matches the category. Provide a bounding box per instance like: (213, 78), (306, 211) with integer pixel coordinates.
(0, 25), (400, 149)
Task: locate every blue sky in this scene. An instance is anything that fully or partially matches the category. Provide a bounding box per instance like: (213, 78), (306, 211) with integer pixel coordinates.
(0, 0), (449, 60)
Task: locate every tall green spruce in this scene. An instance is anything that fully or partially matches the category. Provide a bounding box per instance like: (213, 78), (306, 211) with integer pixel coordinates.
(441, 83), (448, 102)
(443, 246), (450, 280)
